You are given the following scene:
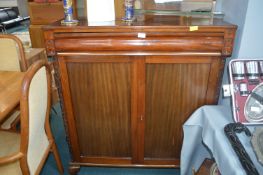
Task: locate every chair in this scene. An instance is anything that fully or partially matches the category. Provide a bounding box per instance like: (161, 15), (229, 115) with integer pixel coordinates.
(0, 34), (28, 131)
(0, 60), (64, 174)
(0, 34), (27, 71)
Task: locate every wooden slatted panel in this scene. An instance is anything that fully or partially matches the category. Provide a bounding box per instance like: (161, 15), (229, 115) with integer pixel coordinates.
(66, 62), (131, 157)
(145, 63), (211, 159)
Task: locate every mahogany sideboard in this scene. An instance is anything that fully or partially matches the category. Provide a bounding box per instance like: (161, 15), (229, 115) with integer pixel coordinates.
(43, 15), (236, 174)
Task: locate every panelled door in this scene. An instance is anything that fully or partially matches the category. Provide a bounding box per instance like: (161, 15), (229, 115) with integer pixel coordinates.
(58, 54), (139, 164)
(143, 55), (223, 166)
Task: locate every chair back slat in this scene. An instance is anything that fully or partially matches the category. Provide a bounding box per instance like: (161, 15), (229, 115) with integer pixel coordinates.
(0, 38), (21, 71)
(27, 66), (50, 174)
(0, 34), (27, 71)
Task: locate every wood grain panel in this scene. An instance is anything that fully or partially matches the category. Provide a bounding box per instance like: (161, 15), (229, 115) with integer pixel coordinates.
(0, 71), (24, 122)
(29, 25), (45, 48)
(114, 0), (124, 19)
(66, 62), (131, 157)
(145, 62), (211, 159)
(28, 2), (64, 25)
(54, 36), (223, 52)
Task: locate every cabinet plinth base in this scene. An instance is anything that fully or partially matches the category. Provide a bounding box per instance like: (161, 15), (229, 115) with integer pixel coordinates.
(69, 159), (179, 168)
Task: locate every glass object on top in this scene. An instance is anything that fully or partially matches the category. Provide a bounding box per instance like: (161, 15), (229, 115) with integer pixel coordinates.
(134, 0), (217, 18)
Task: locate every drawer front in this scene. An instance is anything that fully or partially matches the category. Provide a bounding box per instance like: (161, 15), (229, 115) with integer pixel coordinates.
(53, 33), (224, 52)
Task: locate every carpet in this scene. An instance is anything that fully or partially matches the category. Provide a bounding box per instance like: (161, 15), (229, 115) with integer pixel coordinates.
(41, 103), (180, 175)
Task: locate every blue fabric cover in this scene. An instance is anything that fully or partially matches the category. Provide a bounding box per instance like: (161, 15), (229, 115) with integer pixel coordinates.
(180, 105), (263, 175)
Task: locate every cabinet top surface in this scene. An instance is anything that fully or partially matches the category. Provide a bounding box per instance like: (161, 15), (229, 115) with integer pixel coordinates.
(44, 15), (236, 32)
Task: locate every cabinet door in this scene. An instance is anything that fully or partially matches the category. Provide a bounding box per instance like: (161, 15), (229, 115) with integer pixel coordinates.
(144, 56), (223, 166)
(58, 55), (136, 164)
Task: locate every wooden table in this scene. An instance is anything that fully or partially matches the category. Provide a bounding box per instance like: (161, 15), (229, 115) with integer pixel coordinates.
(25, 48), (47, 66)
(0, 71), (24, 123)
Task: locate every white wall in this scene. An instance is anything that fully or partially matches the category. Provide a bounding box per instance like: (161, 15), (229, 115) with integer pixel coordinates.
(0, 0), (28, 17)
(17, 0), (28, 17)
(238, 0), (263, 58)
(0, 0), (17, 7)
(219, 0), (263, 105)
(221, 0), (248, 58)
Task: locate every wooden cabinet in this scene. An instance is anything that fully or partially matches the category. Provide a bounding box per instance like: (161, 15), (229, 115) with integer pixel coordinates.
(28, 2), (64, 48)
(28, 25), (46, 48)
(44, 15), (236, 173)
